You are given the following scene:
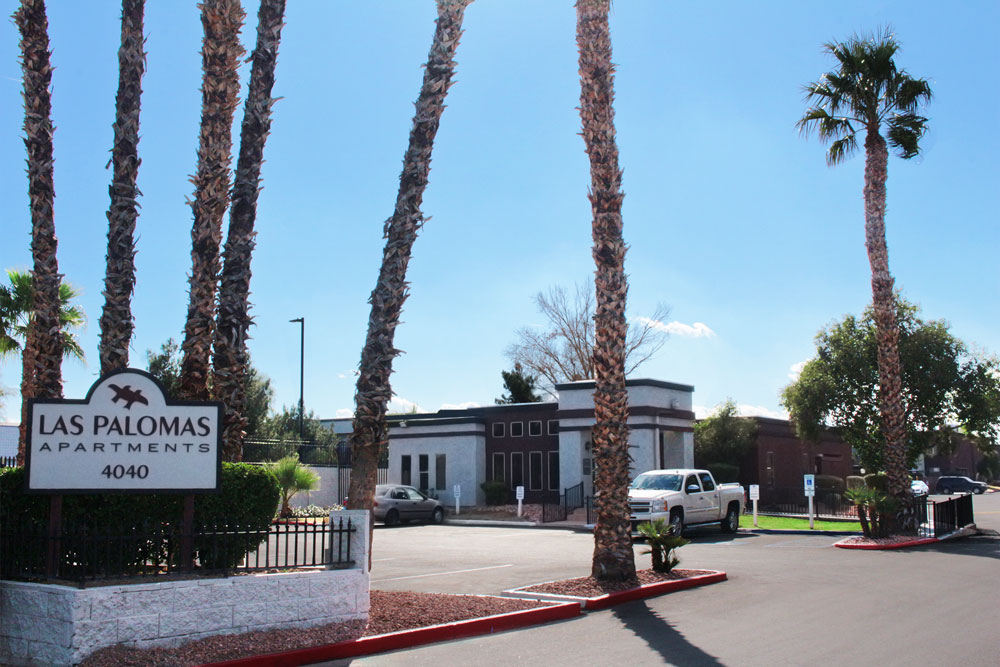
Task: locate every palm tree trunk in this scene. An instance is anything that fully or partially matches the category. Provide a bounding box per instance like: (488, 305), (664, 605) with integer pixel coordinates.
(179, 0), (245, 402)
(214, 0), (286, 462)
(346, 0), (473, 532)
(576, 0), (636, 581)
(863, 129), (912, 531)
(99, 0), (145, 375)
(15, 0), (63, 462)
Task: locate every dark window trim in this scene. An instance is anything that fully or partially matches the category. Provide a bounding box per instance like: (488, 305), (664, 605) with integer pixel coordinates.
(547, 420), (559, 435)
(528, 420), (542, 436)
(529, 451), (544, 491)
(547, 450), (559, 491)
(492, 422), (505, 438)
(510, 421), (524, 438)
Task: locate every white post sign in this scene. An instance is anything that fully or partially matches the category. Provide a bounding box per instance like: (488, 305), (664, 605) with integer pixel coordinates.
(25, 369), (221, 493)
(749, 484), (760, 527)
(516, 485), (525, 517)
(453, 484), (461, 514)
(804, 474), (816, 529)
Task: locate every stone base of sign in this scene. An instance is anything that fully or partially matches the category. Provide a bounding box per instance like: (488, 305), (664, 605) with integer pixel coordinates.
(0, 510), (371, 667)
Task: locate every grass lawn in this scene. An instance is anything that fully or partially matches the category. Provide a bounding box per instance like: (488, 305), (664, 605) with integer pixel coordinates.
(738, 514), (862, 532)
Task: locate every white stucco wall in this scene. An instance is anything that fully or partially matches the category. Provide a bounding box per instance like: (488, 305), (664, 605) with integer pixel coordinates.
(387, 432), (485, 506)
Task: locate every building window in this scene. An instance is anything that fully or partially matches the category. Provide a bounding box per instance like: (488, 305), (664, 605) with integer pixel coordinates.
(529, 451), (543, 491)
(492, 422), (505, 438)
(582, 457), (591, 476)
(511, 452), (524, 489)
(401, 455), (411, 486)
(528, 420), (542, 436)
(510, 422), (524, 437)
(492, 453), (505, 483)
(436, 454), (446, 490)
(547, 420), (559, 435)
(548, 451), (559, 490)
(418, 454), (429, 492)
(766, 452), (775, 486)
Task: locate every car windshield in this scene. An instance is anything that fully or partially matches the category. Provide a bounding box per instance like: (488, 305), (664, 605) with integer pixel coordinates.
(630, 473), (683, 491)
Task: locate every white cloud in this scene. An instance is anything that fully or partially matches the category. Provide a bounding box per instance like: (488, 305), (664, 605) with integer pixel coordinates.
(788, 359), (810, 381)
(737, 404), (789, 420)
(440, 401), (481, 411)
(635, 317), (716, 338)
(693, 404), (712, 419)
(337, 374), (347, 379)
(334, 408), (353, 418)
(387, 396), (424, 414)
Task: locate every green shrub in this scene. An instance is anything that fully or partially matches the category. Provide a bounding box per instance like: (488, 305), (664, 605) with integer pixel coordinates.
(864, 473), (889, 493)
(845, 475), (865, 490)
(706, 463), (739, 484)
(636, 518), (690, 573)
(815, 475), (845, 493)
(480, 479), (508, 505)
(0, 462), (278, 574)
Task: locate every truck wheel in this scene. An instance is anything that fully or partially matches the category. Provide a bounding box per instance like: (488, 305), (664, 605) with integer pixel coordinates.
(721, 504), (739, 533)
(669, 511), (684, 537)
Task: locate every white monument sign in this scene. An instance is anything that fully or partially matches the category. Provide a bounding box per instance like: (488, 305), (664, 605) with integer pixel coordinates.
(26, 369), (221, 493)
(749, 484), (760, 501)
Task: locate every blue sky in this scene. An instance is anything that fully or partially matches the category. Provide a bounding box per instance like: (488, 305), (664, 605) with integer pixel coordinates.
(2, 1), (998, 424)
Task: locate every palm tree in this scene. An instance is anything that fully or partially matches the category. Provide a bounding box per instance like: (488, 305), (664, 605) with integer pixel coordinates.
(214, 0), (287, 462)
(14, 0), (63, 460)
(179, 0), (245, 401)
(798, 29), (931, 530)
(576, 0), (635, 581)
(1, 270), (85, 464)
(269, 455), (320, 518)
(346, 0), (473, 531)
(98, 0), (146, 375)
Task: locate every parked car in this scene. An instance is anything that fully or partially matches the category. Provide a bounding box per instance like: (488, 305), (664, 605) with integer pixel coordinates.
(628, 469), (745, 536)
(935, 476), (987, 495)
(910, 480), (929, 496)
(373, 484), (445, 526)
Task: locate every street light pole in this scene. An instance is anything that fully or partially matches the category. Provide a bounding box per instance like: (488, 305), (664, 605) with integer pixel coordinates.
(289, 317), (305, 438)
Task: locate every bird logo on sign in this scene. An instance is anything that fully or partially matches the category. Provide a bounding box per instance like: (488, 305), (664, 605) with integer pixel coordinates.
(108, 384), (149, 410)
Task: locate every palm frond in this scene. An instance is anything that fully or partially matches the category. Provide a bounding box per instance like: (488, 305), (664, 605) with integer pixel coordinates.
(892, 74), (933, 112)
(886, 112), (929, 159)
(827, 135), (859, 166)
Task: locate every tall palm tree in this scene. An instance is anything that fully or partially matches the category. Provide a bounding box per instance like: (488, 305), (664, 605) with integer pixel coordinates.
(798, 30), (931, 529)
(14, 0), (63, 460)
(214, 0), (287, 462)
(576, 0), (635, 581)
(1, 271), (85, 465)
(98, 0), (146, 375)
(179, 0), (245, 401)
(346, 0), (473, 531)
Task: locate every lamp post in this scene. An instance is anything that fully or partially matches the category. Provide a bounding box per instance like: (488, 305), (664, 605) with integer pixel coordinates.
(289, 317), (305, 438)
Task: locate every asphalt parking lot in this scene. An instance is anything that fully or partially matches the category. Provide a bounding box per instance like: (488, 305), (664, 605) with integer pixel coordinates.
(323, 493), (1000, 666)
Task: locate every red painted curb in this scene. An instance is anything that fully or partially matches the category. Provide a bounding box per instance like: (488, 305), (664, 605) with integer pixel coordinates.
(202, 601), (581, 667)
(582, 571), (728, 611)
(834, 537), (938, 550)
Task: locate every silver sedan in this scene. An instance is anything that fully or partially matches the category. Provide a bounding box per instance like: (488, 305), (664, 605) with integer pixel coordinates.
(373, 484), (445, 526)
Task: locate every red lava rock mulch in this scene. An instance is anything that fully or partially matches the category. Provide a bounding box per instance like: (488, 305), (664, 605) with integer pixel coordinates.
(80, 590), (549, 667)
(835, 535), (937, 549)
(522, 568), (717, 597)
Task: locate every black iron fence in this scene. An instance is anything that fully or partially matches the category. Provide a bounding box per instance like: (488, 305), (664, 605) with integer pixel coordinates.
(0, 455), (16, 468)
(748, 486), (859, 519)
(243, 439), (339, 465)
(0, 516), (355, 586)
(930, 493), (974, 538)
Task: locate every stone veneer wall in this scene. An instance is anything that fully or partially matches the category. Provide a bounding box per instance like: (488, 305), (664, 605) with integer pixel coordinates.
(0, 510), (370, 666)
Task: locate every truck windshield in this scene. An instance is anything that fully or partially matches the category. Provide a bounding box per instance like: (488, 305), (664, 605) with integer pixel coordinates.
(630, 474), (683, 491)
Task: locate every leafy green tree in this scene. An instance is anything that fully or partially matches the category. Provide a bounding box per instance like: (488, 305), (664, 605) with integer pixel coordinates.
(797, 29), (932, 513)
(269, 454), (320, 517)
(495, 364), (542, 404)
(782, 299), (1000, 472)
(255, 405), (338, 447)
(694, 399), (758, 469)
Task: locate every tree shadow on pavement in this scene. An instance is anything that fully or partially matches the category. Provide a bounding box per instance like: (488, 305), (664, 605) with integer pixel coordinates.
(612, 600), (723, 666)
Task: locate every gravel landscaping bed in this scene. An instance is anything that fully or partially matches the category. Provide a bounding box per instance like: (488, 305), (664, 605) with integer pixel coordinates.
(836, 535), (932, 547)
(80, 590), (548, 667)
(521, 568), (716, 597)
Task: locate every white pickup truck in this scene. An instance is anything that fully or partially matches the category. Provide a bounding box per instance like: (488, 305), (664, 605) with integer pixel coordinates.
(628, 469), (745, 536)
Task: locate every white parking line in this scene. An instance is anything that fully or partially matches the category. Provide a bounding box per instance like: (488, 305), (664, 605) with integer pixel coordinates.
(372, 557), (401, 562)
(372, 564), (514, 583)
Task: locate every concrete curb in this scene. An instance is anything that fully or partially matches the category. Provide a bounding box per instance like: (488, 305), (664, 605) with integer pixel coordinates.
(202, 601), (581, 667)
(834, 537), (938, 550)
(502, 570), (728, 611)
(741, 528), (860, 536)
(446, 519), (538, 528)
